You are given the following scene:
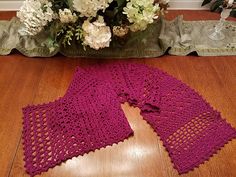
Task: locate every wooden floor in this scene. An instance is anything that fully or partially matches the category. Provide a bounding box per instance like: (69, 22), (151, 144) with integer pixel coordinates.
(0, 11), (236, 177)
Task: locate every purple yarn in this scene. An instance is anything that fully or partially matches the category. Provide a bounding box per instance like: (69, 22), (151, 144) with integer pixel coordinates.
(22, 62), (236, 176)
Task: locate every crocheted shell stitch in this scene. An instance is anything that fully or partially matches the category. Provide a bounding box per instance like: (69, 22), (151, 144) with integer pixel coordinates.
(22, 62), (236, 176)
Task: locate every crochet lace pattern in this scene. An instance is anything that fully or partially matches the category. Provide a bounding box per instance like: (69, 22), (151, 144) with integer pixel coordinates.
(22, 62), (236, 176)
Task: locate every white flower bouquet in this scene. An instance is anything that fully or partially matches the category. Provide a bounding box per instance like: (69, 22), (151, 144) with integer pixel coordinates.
(17, 0), (169, 50)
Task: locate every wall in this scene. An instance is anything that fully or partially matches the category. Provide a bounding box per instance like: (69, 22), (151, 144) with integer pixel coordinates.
(0, 0), (209, 11)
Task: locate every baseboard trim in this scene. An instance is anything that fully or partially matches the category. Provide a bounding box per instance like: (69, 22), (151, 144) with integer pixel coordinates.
(0, 1), (210, 11)
(0, 1), (23, 11)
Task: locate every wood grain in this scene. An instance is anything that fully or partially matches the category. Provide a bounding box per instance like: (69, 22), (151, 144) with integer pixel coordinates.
(0, 11), (235, 177)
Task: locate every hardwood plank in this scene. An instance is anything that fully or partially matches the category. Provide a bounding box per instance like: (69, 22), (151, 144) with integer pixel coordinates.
(0, 57), (46, 177)
(8, 57), (236, 177)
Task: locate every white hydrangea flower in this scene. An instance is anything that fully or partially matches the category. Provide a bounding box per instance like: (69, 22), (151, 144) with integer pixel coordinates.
(38, 0), (49, 3)
(73, 0), (113, 17)
(123, 0), (160, 32)
(59, 9), (78, 23)
(82, 16), (112, 50)
(17, 0), (55, 36)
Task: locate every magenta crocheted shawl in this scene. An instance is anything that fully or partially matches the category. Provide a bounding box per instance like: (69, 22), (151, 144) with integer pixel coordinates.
(22, 62), (236, 176)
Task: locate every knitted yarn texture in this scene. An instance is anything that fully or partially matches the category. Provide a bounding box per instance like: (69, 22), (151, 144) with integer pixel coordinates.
(22, 62), (236, 177)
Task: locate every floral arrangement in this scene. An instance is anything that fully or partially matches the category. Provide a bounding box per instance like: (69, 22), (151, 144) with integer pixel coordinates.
(17, 0), (169, 50)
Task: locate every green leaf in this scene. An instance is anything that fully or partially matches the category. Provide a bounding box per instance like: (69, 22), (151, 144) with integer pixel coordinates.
(75, 25), (83, 41)
(202, 0), (213, 6)
(52, 0), (70, 12)
(116, 0), (126, 7)
(105, 10), (117, 18)
(67, 0), (74, 10)
(210, 0), (223, 12)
